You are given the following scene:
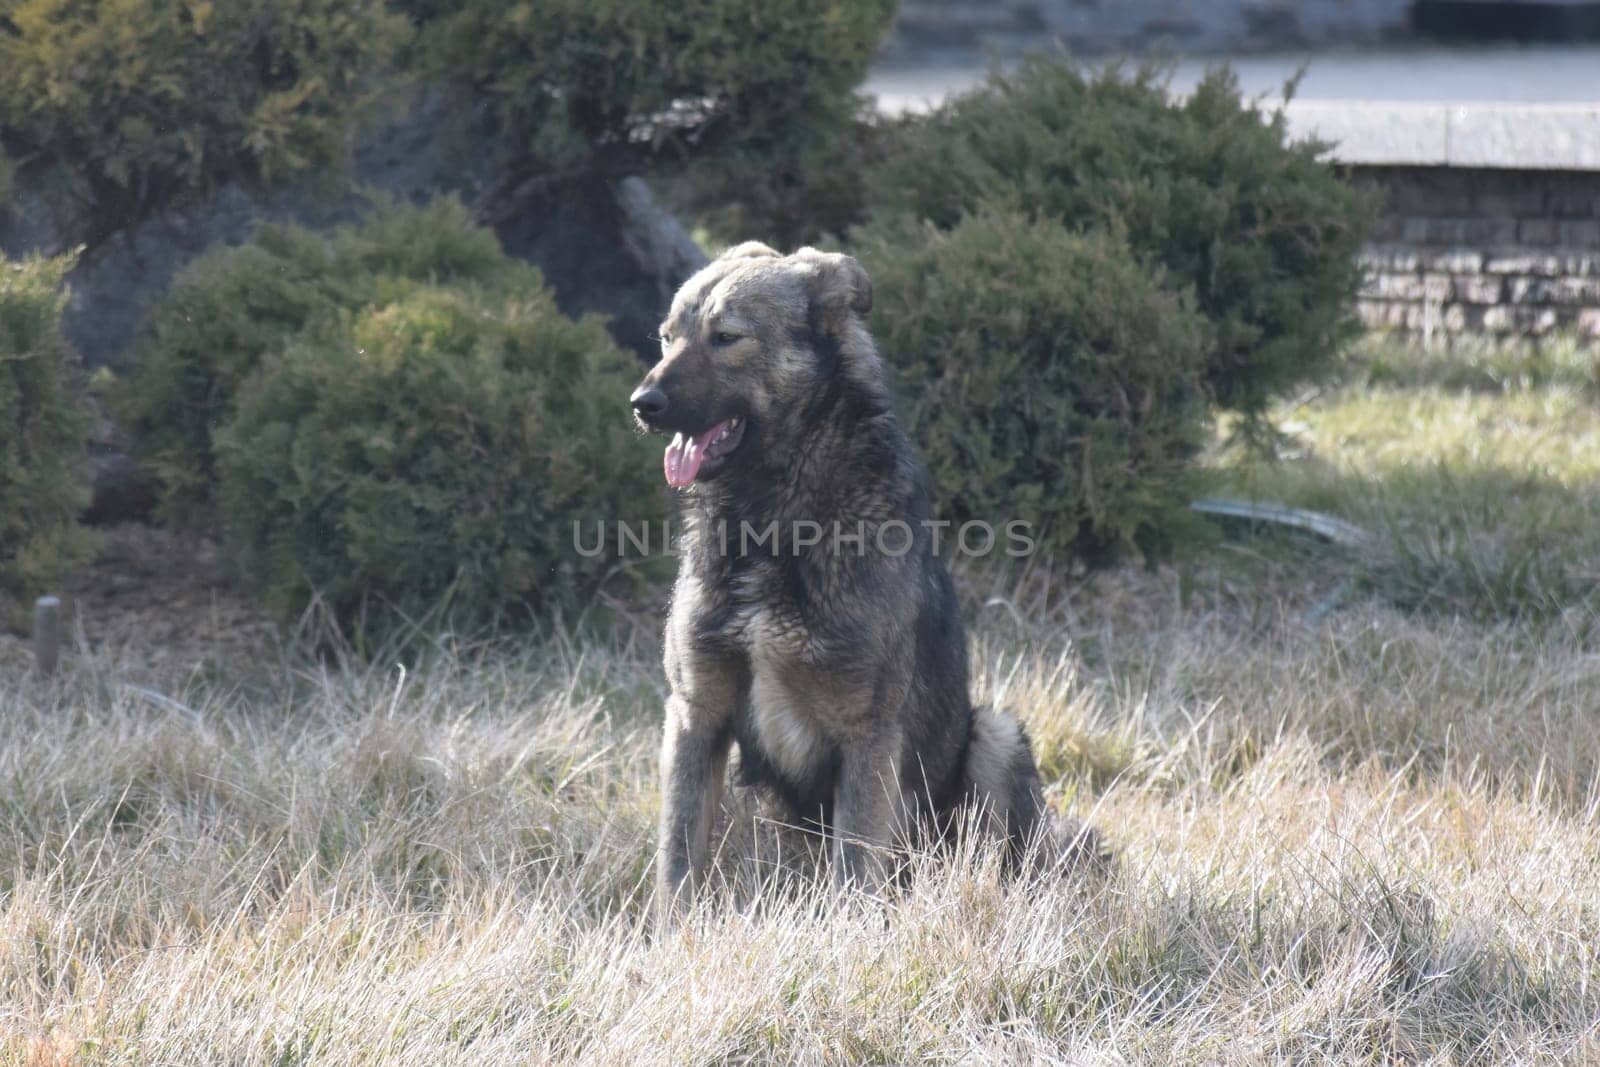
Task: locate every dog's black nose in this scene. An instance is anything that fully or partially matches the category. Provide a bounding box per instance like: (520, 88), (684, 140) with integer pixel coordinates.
(631, 386), (668, 419)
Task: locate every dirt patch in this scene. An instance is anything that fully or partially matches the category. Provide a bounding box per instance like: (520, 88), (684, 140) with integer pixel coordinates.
(2, 524), (280, 679)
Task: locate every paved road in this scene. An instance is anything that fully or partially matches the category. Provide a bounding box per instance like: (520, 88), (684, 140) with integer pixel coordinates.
(866, 44), (1600, 113)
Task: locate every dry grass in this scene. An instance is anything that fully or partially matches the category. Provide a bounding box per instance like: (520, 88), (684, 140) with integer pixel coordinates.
(3, 338), (1599, 1063)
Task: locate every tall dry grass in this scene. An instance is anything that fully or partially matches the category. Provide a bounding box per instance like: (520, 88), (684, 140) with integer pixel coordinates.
(2, 588), (1597, 1063)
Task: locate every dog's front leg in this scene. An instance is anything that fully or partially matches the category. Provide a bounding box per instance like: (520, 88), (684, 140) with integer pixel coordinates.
(656, 694), (730, 924)
(832, 721), (905, 896)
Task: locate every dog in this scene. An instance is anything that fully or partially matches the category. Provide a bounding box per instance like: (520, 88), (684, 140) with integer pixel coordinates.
(631, 242), (1081, 918)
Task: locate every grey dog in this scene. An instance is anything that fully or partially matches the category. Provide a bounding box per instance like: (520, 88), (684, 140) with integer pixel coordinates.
(631, 242), (1083, 918)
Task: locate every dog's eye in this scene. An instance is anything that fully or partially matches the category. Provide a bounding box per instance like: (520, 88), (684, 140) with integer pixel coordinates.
(712, 331), (741, 347)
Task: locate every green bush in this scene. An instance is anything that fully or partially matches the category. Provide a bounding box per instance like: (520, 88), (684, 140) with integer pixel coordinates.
(867, 58), (1370, 429)
(411, 0), (891, 166)
(0, 254), (94, 627)
(410, 0), (895, 236)
(672, 103), (891, 250)
(215, 280), (661, 633)
(0, 0), (406, 249)
(118, 199), (526, 523)
(864, 211), (1213, 564)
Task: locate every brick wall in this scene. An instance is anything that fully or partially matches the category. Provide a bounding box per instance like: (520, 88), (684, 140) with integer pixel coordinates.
(1353, 166), (1600, 339)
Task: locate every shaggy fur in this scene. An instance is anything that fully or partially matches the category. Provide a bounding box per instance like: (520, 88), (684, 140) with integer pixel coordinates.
(630, 243), (1079, 917)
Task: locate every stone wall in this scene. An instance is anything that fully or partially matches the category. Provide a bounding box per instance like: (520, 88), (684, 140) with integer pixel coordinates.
(1353, 165), (1600, 339)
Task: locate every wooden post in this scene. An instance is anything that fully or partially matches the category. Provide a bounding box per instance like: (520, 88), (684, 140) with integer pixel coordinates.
(33, 596), (60, 677)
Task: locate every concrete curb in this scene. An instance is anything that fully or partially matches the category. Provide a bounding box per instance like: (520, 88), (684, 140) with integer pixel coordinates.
(1286, 102), (1600, 170)
(865, 69), (1600, 172)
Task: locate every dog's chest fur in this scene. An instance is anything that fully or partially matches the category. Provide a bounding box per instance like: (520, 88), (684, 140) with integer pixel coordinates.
(745, 653), (831, 790)
(686, 543), (867, 806)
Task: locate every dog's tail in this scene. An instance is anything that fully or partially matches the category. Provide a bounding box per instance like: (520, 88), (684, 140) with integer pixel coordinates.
(962, 706), (1111, 875)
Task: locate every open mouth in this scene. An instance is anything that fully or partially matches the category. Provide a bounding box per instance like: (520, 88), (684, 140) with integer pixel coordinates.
(663, 417), (745, 488)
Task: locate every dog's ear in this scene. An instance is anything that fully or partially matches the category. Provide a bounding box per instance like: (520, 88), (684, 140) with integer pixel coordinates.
(794, 248), (872, 332)
(717, 241), (781, 262)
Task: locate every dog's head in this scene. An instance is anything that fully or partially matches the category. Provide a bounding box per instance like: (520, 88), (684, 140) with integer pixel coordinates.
(630, 243), (878, 489)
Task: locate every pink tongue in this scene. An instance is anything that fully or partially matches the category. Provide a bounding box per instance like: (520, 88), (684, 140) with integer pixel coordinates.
(663, 425), (723, 488)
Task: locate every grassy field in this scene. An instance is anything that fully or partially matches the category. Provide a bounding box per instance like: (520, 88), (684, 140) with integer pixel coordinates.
(2, 337), (1599, 1063)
